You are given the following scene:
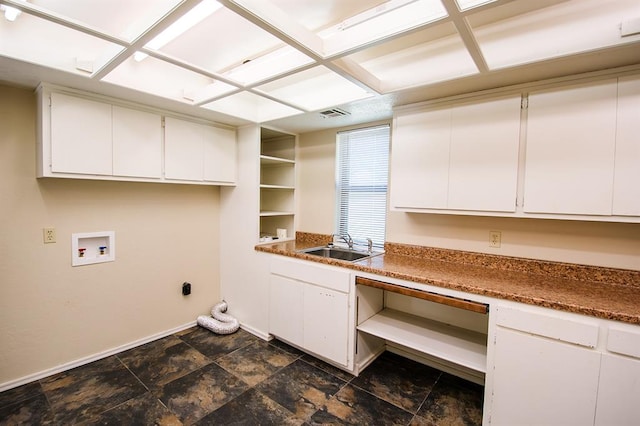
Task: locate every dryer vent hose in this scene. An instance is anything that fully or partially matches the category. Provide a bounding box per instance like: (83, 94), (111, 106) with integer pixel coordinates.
(197, 300), (240, 335)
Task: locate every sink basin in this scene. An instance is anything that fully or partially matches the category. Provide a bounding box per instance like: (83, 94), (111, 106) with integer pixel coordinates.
(299, 246), (381, 262)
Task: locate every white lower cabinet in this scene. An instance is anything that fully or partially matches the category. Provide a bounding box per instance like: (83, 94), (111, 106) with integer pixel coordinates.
(490, 326), (600, 425)
(303, 284), (349, 365)
(488, 304), (640, 426)
(595, 354), (640, 425)
(594, 325), (640, 425)
(268, 275), (303, 346)
(269, 257), (352, 368)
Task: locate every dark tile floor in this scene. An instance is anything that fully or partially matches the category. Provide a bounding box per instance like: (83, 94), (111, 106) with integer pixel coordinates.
(0, 326), (484, 425)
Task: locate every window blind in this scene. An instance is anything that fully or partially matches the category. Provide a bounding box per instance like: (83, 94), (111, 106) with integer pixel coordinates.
(335, 124), (390, 248)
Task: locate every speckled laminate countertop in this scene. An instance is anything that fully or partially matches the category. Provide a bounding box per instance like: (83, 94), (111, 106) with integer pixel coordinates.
(255, 232), (640, 325)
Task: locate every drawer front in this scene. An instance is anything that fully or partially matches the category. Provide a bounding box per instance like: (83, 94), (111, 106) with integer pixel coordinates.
(495, 305), (599, 348)
(607, 326), (640, 359)
(271, 257), (350, 293)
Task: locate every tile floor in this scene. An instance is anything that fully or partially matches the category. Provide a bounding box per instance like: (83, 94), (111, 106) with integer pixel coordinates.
(0, 326), (484, 425)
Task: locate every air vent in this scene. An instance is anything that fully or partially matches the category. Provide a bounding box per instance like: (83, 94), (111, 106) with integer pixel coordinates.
(319, 108), (350, 118)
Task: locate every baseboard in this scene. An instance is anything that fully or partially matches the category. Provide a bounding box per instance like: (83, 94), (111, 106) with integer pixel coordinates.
(0, 320), (197, 393)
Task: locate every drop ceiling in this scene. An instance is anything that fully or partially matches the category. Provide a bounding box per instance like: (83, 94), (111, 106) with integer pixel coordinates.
(0, 0), (639, 133)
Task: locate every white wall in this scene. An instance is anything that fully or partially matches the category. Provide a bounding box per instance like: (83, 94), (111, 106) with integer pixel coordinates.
(297, 122), (640, 271)
(0, 85), (221, 388)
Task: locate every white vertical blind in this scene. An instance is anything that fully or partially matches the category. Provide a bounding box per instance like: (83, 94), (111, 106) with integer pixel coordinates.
(335, 124), (390, 248)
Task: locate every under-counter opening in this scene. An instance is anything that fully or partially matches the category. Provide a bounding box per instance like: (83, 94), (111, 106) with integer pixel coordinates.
(354, 276), (489, 385)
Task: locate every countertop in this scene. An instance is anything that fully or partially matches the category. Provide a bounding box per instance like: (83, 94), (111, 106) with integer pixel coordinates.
(256, 233), (640, 325)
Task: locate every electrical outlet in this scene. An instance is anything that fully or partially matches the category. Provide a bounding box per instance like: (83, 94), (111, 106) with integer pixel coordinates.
(43, 227), (56, 244)
(489, 230), (501, 248)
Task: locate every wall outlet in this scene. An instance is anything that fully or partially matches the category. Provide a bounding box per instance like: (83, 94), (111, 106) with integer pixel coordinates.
(489, 230), (501, 248)
(43, 227), (56, 244)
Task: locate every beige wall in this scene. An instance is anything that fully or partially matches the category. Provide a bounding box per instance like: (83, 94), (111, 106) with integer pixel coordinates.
(297, 122), (640, 271)
(0, 85), (221, 387)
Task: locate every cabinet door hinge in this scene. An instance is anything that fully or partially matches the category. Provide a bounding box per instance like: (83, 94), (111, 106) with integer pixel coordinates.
(521, 96), (528, 109)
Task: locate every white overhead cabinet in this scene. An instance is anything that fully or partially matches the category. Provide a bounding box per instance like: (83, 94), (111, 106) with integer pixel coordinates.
(390, 96), (521, 213)
(164, 117), (236, 184)
(613, 75), (640, 216)
(38, 85), (236, 186)
(112, 105), (162, 179)
(50, 93), (113, 176)
(390, 75), (640, 223)
(524, 80), (618, 215)
(49, 92), (162, 179)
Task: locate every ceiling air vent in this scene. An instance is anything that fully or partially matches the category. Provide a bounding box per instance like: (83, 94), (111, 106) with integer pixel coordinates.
(319, 108), (350, 118)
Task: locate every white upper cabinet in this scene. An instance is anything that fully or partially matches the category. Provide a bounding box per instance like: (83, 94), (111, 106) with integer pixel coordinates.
(448, 97), (521, 212)
(112, 105), (162, 179)
(164, 117), (205, 181)
(390, 95), (521, 213)
(524, 79), (618, 215)
(390, 74), (640, 222)
(390, 107), (450, 209)
(165, 117), (236, 184)
(203, 126), (236, 183)
(613, 75), (640, 216)
(50, 92), (113, 176)
(38, 85), (236, 186)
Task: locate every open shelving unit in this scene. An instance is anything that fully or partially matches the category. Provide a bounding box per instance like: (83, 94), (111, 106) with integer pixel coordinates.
(357, 308), (487, 373)
(355, 276), (489, 382)
(259, 128), (296, 242)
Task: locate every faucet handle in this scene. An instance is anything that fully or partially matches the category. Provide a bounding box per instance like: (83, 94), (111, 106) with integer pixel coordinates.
(366, 238), (373, 253)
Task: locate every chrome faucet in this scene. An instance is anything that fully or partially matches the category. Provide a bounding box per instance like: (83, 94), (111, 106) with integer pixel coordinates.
(366, 238), (373, 253)
(332, 233), (354, 250)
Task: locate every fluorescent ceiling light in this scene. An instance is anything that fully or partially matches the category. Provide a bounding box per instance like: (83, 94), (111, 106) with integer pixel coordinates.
(456, 0), (497, 11)
(318, 0), (448, 54)
(135, 0), (221, 61)
(336, 0), (420, 31)
(1, 5), (22, 22)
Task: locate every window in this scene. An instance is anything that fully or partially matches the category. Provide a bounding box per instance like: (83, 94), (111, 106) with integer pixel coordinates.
(335, 124), (390, 248)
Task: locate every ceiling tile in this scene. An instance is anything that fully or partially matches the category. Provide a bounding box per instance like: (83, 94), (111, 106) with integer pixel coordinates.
(470, 0), (640, 69)
(348, 22), (478, 91)
(255, 65), (374, 111)
(201, 91), (303, 122)
(29, 0), (182, 41)
(0, 11), (123, 76)
(101, 55), (234, 103)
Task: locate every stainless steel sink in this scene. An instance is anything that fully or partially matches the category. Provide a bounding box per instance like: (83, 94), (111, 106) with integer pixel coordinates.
(298, 246), (382, 262)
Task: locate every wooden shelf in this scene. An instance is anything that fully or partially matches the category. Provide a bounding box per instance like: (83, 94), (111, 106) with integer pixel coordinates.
(357, 308), (488, 373)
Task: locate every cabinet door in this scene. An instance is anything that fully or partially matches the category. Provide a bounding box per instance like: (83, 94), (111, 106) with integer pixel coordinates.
(112, 106), (162, 179)
(490, 327), (600, 425)
(613, 75), (640, 216)
(203, 126), (236, 183)
(164, 117), (204, 181)
(524, 80), (618, 215)
(390, 108), (451, 209)
(303, 284), (349, 366)
(269, 275), (303, 347)
(595, 353), (640, 425)
(448, 96), (521, 212)
(50, 92), (112, 175)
